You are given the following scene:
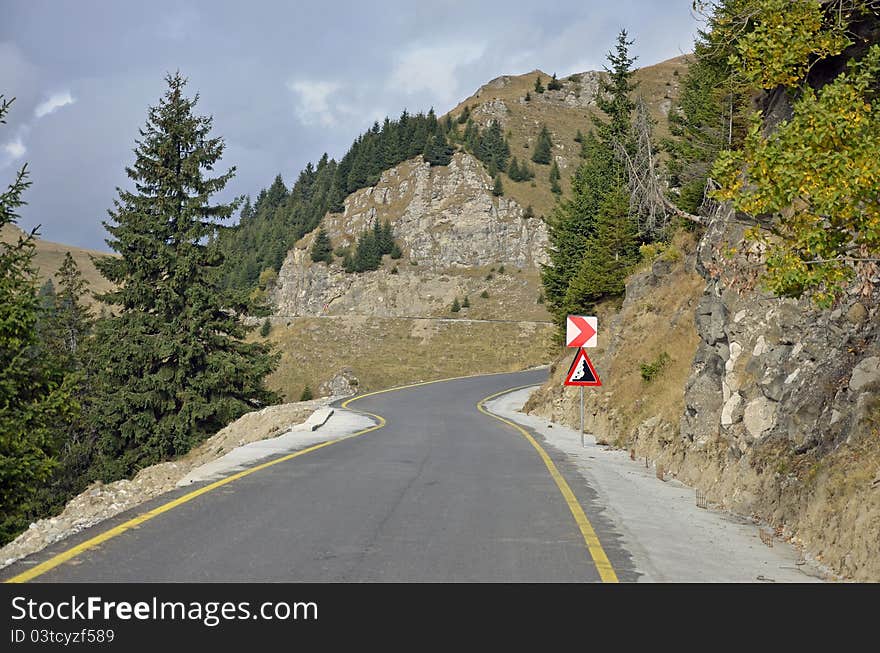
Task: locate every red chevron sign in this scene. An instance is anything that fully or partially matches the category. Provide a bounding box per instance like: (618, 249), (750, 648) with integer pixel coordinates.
(566, 315), (597, 348)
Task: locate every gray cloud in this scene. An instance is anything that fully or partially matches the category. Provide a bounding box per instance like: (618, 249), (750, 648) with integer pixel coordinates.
(0, 0), (698, 250)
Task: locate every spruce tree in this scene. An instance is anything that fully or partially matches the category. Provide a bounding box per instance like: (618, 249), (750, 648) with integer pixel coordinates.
(310, 226), (334, 264)
(534, 76), (545, 94)
(89, 73), (278, 477)
(492, 175), (504, 197)
(531, 125), (553, 164)
(451, 297), (461, 313)
(548, 73), (563, 91)
(0, 96), (74, 543)
(549, 160), (562, 195)
(563, 187), (638, 314)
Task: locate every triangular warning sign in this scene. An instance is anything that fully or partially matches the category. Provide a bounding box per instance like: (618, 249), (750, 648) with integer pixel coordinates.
(564, 348), (601, 386)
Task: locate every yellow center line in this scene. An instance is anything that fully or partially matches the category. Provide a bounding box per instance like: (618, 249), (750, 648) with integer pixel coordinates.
(6, 370), (532, 583)
(477, 386), (619, 583)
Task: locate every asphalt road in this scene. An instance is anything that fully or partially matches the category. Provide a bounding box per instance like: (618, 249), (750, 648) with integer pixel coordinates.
(4, 369), (634, 582)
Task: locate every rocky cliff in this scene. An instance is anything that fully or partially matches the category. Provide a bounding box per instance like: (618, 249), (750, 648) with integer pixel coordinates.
(524, 206), (880, 580)
(272, 152), (549, 317)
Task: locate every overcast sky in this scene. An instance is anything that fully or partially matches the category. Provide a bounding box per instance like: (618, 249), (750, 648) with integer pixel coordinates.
(1, 1), (699, 251)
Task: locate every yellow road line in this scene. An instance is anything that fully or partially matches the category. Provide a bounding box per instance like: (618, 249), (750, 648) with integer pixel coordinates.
(6, 369), (535, 583)
(477, 386), (619, 583)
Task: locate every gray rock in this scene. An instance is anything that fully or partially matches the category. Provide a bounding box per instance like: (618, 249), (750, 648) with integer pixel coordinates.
(721, 392), (744, 427)
(849, 356), (880, 392)
(743, 396), (777, 440)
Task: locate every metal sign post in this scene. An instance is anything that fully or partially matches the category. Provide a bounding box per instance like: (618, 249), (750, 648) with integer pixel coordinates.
(580, 386), (584, 447)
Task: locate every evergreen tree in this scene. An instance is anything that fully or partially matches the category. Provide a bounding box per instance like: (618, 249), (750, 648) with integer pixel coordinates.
(89, 73), (279, 478)
(462, 296), (470, 308)
(457, 105), (471, 124)
(423, 126), (454, 166)
(451, 297), (461, 313)
(563, 187), (638, 314)
(508, 157), (521, 181)
(260, 319), (271, 337)
(549, 160), (562, 195)
(524, 91), (531, 102)
(534, 76), (545, 94)
(531, 124), (554, 164)
(540, 31), (639, 329)
(299, 385), (313, 401)
(51, 253), (93, 368)
(389, 242), (402, 259)
(476, 121), (510, 174)
(0, 96), (74, 543)
(492, 174), (504, 197)
(574, 129), (584, 143)
(548, 73), (563, 91)
(310, 226), (334, 264)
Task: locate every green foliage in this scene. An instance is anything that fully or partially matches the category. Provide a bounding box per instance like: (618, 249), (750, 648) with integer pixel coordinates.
(423, 125), (454, 166)
(523, 205), (535, 219)
(536, 292), (545, 304)
(88, 73), (279, 479)
(713, 45), (880, 306)
(640, 351), (670, 382)
(497, 264), (505, 274)
(492, 175), (504, 197)
(480, 290), (490, 299)
(345, 220), (399, 273)
(531, 124), (553, 164)
(507, 157), (535, 182)
(549, 160), (562, 195)
(542, 31), (639, 330)
(389, 242), (402, 259)
(457, 105), (471, 124)
(524, 91), (531, 102)
(218, 110), (450, 292)
(299, 385), (313, 401)
(260, 318), (271, 337)
(534, 76), (545, 94)
(475, 121), (510, 175)
(462, 296), (470, 308)
(562, 186), (639, 316)
(451, 297), (461, 313)
(574, 129), (584, 144)
(0, 96), (76, 544)
(310, 226), (334, 264)
(547, 73), (563, 91)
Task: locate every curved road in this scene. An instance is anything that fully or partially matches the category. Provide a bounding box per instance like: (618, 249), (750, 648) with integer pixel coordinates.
(3, 370), (634, 583)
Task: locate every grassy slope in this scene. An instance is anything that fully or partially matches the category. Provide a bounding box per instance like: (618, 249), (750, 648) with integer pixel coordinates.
(1, 224), (114, 306)
(260, 317), (555, 402)
(444, 56), (689, 222)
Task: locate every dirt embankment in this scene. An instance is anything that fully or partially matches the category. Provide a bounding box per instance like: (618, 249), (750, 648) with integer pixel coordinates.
(0, 400), (329, 569)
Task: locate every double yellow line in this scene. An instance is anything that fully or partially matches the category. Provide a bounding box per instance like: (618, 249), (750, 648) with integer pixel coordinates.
(6, 373), (616, 583)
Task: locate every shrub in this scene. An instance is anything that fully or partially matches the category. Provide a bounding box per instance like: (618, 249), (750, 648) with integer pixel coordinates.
(260, 318), (271, 337)
(640, 352), (670, 382)
(300, 385), (314, 401)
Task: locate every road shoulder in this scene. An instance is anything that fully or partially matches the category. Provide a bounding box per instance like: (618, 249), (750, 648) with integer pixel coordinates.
(485, 387), (826, 583)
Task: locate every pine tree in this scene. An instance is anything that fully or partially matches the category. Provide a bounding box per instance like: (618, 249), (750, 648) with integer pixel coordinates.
(534, 76), (545, 94)
(451, 297), (461, 313)
(0, 96), (74, 543)
(299, 385), (313, 401)
(531, 125), (553, 164)
(89, 73), (279, 478)
(462, 296), (470, 308)
(476, 121), (510, 174)
(524, 91), (531, 102)
(457, 105), (471, 124)
(549, 160), (562, 195)
(260, 319), (271, 337)
(310, 226), (334, 264)
(53, 253), (93, 366)
(597, 30), (638, 148)
(492, 175), (504, 197)
(563, 187), (638, 314)
(548, 73), (563, 91)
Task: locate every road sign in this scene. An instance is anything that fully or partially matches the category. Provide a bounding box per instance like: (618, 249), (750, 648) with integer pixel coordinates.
(566, 315), (597, 348)
(564, 348), (601, 386)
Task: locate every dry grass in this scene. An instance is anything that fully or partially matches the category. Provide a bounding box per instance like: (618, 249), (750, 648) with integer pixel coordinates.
(443, 56), (690, 221)
(258, 316), (555, 402)
(1, 223), (114, 307)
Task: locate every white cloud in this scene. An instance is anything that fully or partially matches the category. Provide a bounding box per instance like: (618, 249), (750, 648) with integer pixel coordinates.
(34, 91), (75, 119)
(3, 138), (26, 159)
(287, 80), (343, 127)
(387, 42), (486, 104)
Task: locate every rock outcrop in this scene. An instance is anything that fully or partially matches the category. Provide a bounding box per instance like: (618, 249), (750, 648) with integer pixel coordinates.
(272, 152), (548, 317)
